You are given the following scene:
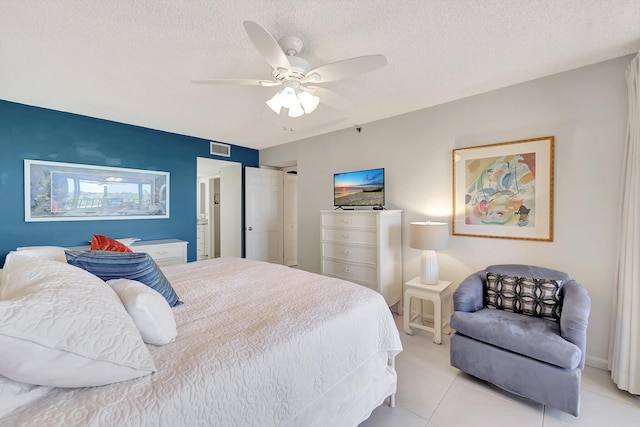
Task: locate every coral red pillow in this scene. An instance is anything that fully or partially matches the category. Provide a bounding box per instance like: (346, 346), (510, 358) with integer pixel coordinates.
(90, 235), (133, 253)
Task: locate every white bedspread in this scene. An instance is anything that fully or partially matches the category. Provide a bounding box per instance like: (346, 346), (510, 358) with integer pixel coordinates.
(2, 257), (402, 426)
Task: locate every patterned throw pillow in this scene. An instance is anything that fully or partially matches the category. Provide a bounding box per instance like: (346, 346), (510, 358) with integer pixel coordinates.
(65, 250), (181, 307)
(485, 272), (562, 322)
(90, 234), (133, 252)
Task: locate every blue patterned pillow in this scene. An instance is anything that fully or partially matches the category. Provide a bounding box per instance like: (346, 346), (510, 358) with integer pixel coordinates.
(65, 250), (181, 307)
(485, 272), (561, 322)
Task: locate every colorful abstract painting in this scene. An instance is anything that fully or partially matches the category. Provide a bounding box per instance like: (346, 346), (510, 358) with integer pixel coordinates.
(464, 153), (535, 227)
(453, 137), (554, 241)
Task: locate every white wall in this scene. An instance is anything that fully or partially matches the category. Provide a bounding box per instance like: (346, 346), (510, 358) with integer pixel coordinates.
(260, 55), (632, 368)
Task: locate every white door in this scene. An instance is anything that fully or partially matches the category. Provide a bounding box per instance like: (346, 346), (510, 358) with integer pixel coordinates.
(283, 173), (298, 266)
(245, 167), (284, 263)
(196, 179), (209, 260)
(208, 177), (221, 258)
(220, 163), (242, 257)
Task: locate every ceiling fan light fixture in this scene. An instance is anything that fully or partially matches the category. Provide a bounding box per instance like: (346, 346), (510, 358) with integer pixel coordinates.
(279, 86), (299, 109)
(287, 101), (305, 118)
(195, 21), (388, 119)
(298, 90), (320, 114)
(265, 80), (319, 117)
(266, 92), (283, 114)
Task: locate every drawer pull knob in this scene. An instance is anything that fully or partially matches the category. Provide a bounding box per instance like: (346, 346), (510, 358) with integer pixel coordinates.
(343, 249), (350, 255)
(343, 218), (351, 223)
(343, 268), (351, 273)
(342, 233), (351, 238)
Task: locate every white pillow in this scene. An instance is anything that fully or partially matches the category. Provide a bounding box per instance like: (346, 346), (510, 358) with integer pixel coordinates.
(107, 278), (177, 346)
(16, 246), (68, 263)
(0, 254), (156, 387)
(115, 237), (140, 247)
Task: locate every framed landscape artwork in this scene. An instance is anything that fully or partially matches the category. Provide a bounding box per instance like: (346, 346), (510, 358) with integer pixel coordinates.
(25, 160), (170, 222)
(452, 136), (554, 241)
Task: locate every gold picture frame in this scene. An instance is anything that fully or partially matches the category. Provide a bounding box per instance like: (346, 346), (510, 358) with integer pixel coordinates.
(452, 136), (554, 241)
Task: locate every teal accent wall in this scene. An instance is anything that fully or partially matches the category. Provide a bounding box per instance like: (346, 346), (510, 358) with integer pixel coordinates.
(0, 100), (259, 263)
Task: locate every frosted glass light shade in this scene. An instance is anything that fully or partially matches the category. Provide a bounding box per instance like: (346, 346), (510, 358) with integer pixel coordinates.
(266, 92), (283, 114)
(287, 100), (304, 117)
(279, 87), (297, 109)
(298, 91), (319, 114)
(265, 86), (320, 117)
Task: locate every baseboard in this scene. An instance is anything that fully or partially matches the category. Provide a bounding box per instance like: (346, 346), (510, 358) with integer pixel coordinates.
(586, 355), (608, 370)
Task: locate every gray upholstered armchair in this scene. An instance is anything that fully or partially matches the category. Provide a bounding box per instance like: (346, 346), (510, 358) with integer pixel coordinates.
(449, 264), (591, 416)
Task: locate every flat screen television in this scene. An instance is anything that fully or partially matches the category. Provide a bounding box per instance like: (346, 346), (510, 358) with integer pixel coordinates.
(333, 167), (385, 208)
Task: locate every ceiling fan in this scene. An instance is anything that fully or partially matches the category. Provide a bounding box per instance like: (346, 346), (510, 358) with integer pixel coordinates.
(193, 21), (387, 118)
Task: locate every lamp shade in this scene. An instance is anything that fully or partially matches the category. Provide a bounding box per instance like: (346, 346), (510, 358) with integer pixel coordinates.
(265, 86), (319, 117)
(287, 101), (304, 118)
(298, 90), (319, 114)
(266, 92), (283, 114)
(279, 86), (298, 109)
(409, 222), (450, 251)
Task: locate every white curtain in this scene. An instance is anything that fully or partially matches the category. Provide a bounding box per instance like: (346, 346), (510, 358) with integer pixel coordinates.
(609, 51), (640, 394)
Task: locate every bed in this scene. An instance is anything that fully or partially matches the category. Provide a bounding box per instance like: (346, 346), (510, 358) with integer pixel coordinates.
(0, 255), (402, 426)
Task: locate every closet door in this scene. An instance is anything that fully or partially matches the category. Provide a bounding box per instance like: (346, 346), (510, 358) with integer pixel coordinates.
(283, 174), (298, 266)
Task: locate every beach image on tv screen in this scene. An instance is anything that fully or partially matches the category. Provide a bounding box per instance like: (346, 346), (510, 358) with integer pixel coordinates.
(334, 168), (384, 206)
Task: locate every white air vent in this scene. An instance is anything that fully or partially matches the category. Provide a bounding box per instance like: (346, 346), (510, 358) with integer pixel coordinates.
(210, 142), (231, 157)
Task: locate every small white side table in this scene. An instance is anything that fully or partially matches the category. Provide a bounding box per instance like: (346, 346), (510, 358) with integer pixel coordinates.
(403, 277), (453, 344)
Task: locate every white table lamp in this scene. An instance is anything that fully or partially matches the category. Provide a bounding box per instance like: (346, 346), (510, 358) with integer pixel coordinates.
(410, 221), (450, 285)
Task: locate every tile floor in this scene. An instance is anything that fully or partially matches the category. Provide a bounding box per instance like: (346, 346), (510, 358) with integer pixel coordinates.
(360, 313), (640, 427)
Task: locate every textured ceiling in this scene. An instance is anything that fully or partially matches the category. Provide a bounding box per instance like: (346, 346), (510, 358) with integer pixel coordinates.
(1, 1), (639, 150)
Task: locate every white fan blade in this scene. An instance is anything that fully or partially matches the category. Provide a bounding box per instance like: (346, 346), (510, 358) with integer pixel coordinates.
(243, 21), (291, 72)
(308, 86), (355, 111)
(303, 55), (387, 84)
(192, 79), (280, 87)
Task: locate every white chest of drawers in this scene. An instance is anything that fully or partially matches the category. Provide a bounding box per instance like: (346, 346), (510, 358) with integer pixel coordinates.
(129, 239), (188, 266)
(320, 210), (402, 306)
(196, 224), (207, 260)
(70, 239), (188, 267)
